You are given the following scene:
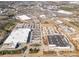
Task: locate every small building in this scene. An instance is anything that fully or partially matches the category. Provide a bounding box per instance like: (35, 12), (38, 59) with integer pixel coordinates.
(39, 15), (46, 19)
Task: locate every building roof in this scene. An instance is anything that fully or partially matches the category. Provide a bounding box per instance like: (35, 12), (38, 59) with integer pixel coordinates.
(40, 15), (46, 18)
(16, 15), (31, 21)
(57, 10), (73, 15)
(4, 28), (31, 44)
(69, 2), (79, 5)
(56, 20), (63, 24)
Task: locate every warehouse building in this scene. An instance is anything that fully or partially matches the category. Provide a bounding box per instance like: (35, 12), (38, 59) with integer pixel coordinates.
(57, 10), (73, 15)
(16, 15), (31, 22)
(54, 10), (73, 17)
(1, 27), (31, 49)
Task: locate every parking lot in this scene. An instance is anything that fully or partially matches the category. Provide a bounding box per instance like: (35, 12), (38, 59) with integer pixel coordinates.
(48, 34), (70, 47)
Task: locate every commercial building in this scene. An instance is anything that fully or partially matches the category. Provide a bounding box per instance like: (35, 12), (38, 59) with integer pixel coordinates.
(57, 10), (73, 15)
(16, 15), (31, 22)
(54, 10), (73, 17)
(1, 26), (31, 49)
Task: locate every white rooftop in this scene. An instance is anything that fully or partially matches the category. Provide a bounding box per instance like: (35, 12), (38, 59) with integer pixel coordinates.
(69, 2), (79, 5)
(57, 10), (73, 15)
(16, 15), (31, 21)
(40, 15), (46, 18)
(56, 20), (63, 24)
(4, 28), (31, 44)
